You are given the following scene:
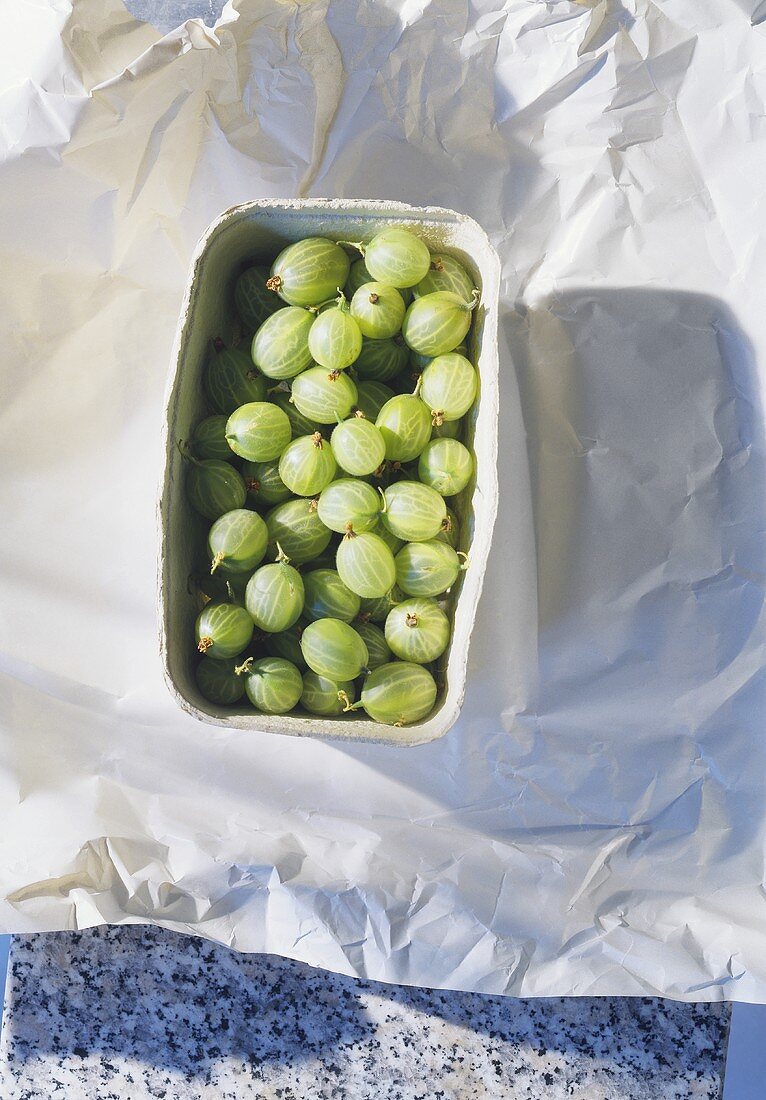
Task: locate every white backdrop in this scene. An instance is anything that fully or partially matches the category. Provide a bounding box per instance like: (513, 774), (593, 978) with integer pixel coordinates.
(2, 0), (766, 1000)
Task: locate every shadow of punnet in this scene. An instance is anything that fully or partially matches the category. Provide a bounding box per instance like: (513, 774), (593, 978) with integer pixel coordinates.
(504, 287), (766, 843)
(7, 925), (374, 1076)
(512, 286), (766, 636)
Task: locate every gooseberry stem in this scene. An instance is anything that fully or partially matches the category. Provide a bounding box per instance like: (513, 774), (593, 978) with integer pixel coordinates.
(275, 542), (291, 565)
(177, 439), (202, 466)
(188, 574), (212, 608)
(377, 486), (387, 513)
(234, 656), (253, 676)
(335, 240), (365, 255)
(210, 551), (224, 574)
(464, 288), (481, 312)
(344, 522), (357, 539)
(197, 636), (213, 654)
(338, 690), (361, 712)
(311, 431), (324, 449)
(457, 551), (470, 571)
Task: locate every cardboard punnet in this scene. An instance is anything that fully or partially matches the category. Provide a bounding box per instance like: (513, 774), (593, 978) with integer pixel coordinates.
(159, 199), (500, 745)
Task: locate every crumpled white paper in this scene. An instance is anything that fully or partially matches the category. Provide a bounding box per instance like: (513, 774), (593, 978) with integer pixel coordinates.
(2, 0), (766, 1001)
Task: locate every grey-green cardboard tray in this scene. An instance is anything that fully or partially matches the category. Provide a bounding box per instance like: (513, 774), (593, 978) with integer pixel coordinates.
(159, 199), (500, 746)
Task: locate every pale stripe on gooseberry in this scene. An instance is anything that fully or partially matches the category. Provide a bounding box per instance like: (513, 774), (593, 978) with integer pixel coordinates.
(265, 498), (332, 563)
(363, 229), (431, 289)
(191, 415), (234, 462)
(414, 254), (476, 301)
(317, 478), (381, 534)
(300, 618), (369, 681)
(278, 432), (337, 497)
(195, 601), (254, 659)
(350, 282), (406, 340)
(241, 458), (292, 507)
(359, 661), (438, 725)
(381, 481), (447, 542)
(300, 671), (357, 716)
(245, 554), (305, 632)
(308, 299), (363, 371)
(375, 394), (432, 462)
(394, 539), (461, 597)
(303, 568), (361, 623)
(226, 402), (292, 461)
(401, 291), (478, 357)
(384, 598), (450, 663)
(186, 460), (246, 520)
(353, 621), (391, 669)
(267, 238), (350, 308)
(355, 381), (395, 421)
(196, 656), (247, 706)
(330, 416), (386, 476)
(204, 347), (267, 415)
(353, 337), (409, 382)
(270, 391), (323, 438)
(208, 508), (268, 575)
(336, 529), (396, 598)
(235, 265), (280, 330)
(417, 438), (474, 497)
(420, 353), (477, 424)
(252, 306), (314, 379)
(291, 367), (358, 424)
(244, 657), (303, 714)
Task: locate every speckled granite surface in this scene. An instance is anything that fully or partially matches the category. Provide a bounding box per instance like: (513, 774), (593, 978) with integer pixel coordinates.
(0, 926), (729, 1099)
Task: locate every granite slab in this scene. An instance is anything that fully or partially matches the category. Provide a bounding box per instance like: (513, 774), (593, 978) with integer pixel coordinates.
(0, 926), (729, 1099)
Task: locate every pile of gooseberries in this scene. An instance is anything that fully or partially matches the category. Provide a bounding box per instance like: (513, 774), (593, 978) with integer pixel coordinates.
(184, 228), (479, 727)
